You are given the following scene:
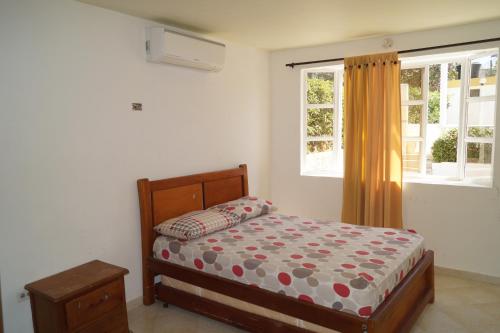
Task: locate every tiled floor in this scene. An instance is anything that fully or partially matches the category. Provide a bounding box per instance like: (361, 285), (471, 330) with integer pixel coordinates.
(128, 273), (500, 333)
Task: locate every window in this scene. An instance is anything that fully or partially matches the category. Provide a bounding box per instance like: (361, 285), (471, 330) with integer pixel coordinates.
(300, 49), (498, 187)
(301, 67), (344, 176)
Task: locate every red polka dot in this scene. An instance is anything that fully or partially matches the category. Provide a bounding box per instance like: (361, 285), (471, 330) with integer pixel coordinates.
(358, 306), (372, 317)
(266, 236), (277, 239)
(369, 259), (384, 265)
(333, 283), (350, 297)
(384, 231), (396, 235)
(359, 272), (374, 281)
(194, 259), (204, 270)
(291, 254), (303, 259)
(243, 206), (253, 212)
(232, 265), (244, 277)
(228, 229), (239, 233)
(255, 254), (267, 260)
(308, 242), (320, 247)
(246, 246), (257, 251)
(370, 241), (382, 245)
(298, 295), (314, 303)
(278, 272), (291, 285)
(273, 242), (285, 247)
(303, 263), (316, 269)
(341, 226), (351, 229)
(407, 229), (417, 233)
(292, 233), (303, 237)
(396, 237), (409, 242)
(318, 249), (331, 254)
(341, 263), (356, 269)
(212, 246), (223, 252)
(285, 228), (296, 232)
(325, 234), (336, 237)
(303, 221), (313, 225)
(207, 239), (218, 243)
(384, 247), (397, 252)
(226, 206), (236, 211)
(249, 222), (259, 226)
(233, 235), (243, 239)
(254, 227), (264, 231)
(351, 231), (362, 235)
(355, 251), (369, 256)
(161, 249), (170, 259)
(335, 240), (346, 244)
(265, 200), (272, 205)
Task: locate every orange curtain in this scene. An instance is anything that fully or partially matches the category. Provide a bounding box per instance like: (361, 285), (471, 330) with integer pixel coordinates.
(341, 52), (403, 228)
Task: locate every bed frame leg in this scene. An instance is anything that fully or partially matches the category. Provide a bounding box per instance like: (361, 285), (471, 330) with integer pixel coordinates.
(143, 267), (155, 305)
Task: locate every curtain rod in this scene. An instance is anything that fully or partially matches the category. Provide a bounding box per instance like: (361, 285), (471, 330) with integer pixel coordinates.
(285, 37), (500, 68)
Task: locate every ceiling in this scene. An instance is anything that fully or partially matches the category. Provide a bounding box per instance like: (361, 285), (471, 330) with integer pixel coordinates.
(79, 0), (500, 50)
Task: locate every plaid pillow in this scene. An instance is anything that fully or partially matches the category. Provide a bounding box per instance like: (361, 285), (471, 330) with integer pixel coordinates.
(154, 210), (241, 240)
(210, 196), (274, 222)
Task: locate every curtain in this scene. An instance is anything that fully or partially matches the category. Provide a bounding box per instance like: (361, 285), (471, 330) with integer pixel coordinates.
(341, 52), (403, 228)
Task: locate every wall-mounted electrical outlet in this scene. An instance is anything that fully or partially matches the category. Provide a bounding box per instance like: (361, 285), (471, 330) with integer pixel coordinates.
(17, 290), (29, 302)
(132, 103), (142, 111)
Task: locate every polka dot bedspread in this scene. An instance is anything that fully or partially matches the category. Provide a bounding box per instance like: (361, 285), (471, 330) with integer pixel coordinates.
(153, 213), (425, 318)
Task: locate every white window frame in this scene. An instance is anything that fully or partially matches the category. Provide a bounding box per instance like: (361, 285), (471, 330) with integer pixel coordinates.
(400, 50), (498, 183)
(300, 66), (344, 176)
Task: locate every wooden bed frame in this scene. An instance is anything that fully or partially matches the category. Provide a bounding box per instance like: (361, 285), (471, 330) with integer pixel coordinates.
(137, 164), (434, 333)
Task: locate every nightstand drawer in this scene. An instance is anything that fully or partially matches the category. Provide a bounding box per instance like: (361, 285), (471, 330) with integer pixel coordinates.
(66, 279), (124, 330)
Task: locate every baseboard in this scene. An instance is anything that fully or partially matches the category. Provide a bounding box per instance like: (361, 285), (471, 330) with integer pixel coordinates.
(126, 296), (144, 312)
(436, 266), (500, 285)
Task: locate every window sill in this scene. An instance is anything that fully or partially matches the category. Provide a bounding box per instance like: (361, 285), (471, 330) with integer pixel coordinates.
(300, 171), (493, 189)
(300, 171), (343, 179)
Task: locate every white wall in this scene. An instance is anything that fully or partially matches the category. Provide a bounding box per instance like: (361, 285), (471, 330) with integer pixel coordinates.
(0, 1), (270, 332)
(270, 20), (500, 277)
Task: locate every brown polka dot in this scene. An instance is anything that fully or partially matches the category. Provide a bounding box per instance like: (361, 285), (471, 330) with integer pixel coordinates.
(307, 277), (319, 287)
(292, 268), (313, 278)
(256, 268), (266, 277)
(360, 263), (380, 269)
(214, 263), (223, 271)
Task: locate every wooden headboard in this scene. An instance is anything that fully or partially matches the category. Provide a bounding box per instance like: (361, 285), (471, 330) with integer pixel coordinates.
(137, 164), (248, 300)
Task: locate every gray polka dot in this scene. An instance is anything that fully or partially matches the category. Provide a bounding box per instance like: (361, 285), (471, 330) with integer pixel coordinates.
(203, 251), (217, 264)
(169, 241), (181, 254)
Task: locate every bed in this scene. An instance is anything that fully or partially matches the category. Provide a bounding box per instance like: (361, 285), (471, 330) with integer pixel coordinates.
(137, 164), (434, 333)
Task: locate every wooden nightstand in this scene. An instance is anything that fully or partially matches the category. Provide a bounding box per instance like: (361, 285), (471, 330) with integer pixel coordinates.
(25, 260), (130, 333)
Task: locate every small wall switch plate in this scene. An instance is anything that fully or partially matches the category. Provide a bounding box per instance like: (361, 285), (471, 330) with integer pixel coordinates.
(132, 103), (142, 111)
(17, 290), (29, 302)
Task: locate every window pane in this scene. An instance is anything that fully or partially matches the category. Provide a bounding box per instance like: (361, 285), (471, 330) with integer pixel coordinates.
(307, 108), (333, 137)
(465, 142), (493, 184)
(401, 68), (423, 100)
(402, 105), (423, 137)
(466, 100), (495, 138)
(469, 54), (498, 97)
(429, 128), (458, 178)
(403, 140), (423, 174)
(304, 141), (335, 173)
(428, 64), (441, 124)
(307, 72), (334, 104)
(445, 62), (462, 126)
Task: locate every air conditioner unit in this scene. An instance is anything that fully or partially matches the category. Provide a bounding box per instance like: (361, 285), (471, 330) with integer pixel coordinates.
(146, 27), (225, 72)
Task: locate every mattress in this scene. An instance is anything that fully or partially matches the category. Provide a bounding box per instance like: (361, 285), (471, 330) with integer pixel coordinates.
(153, 213), (425, 318)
